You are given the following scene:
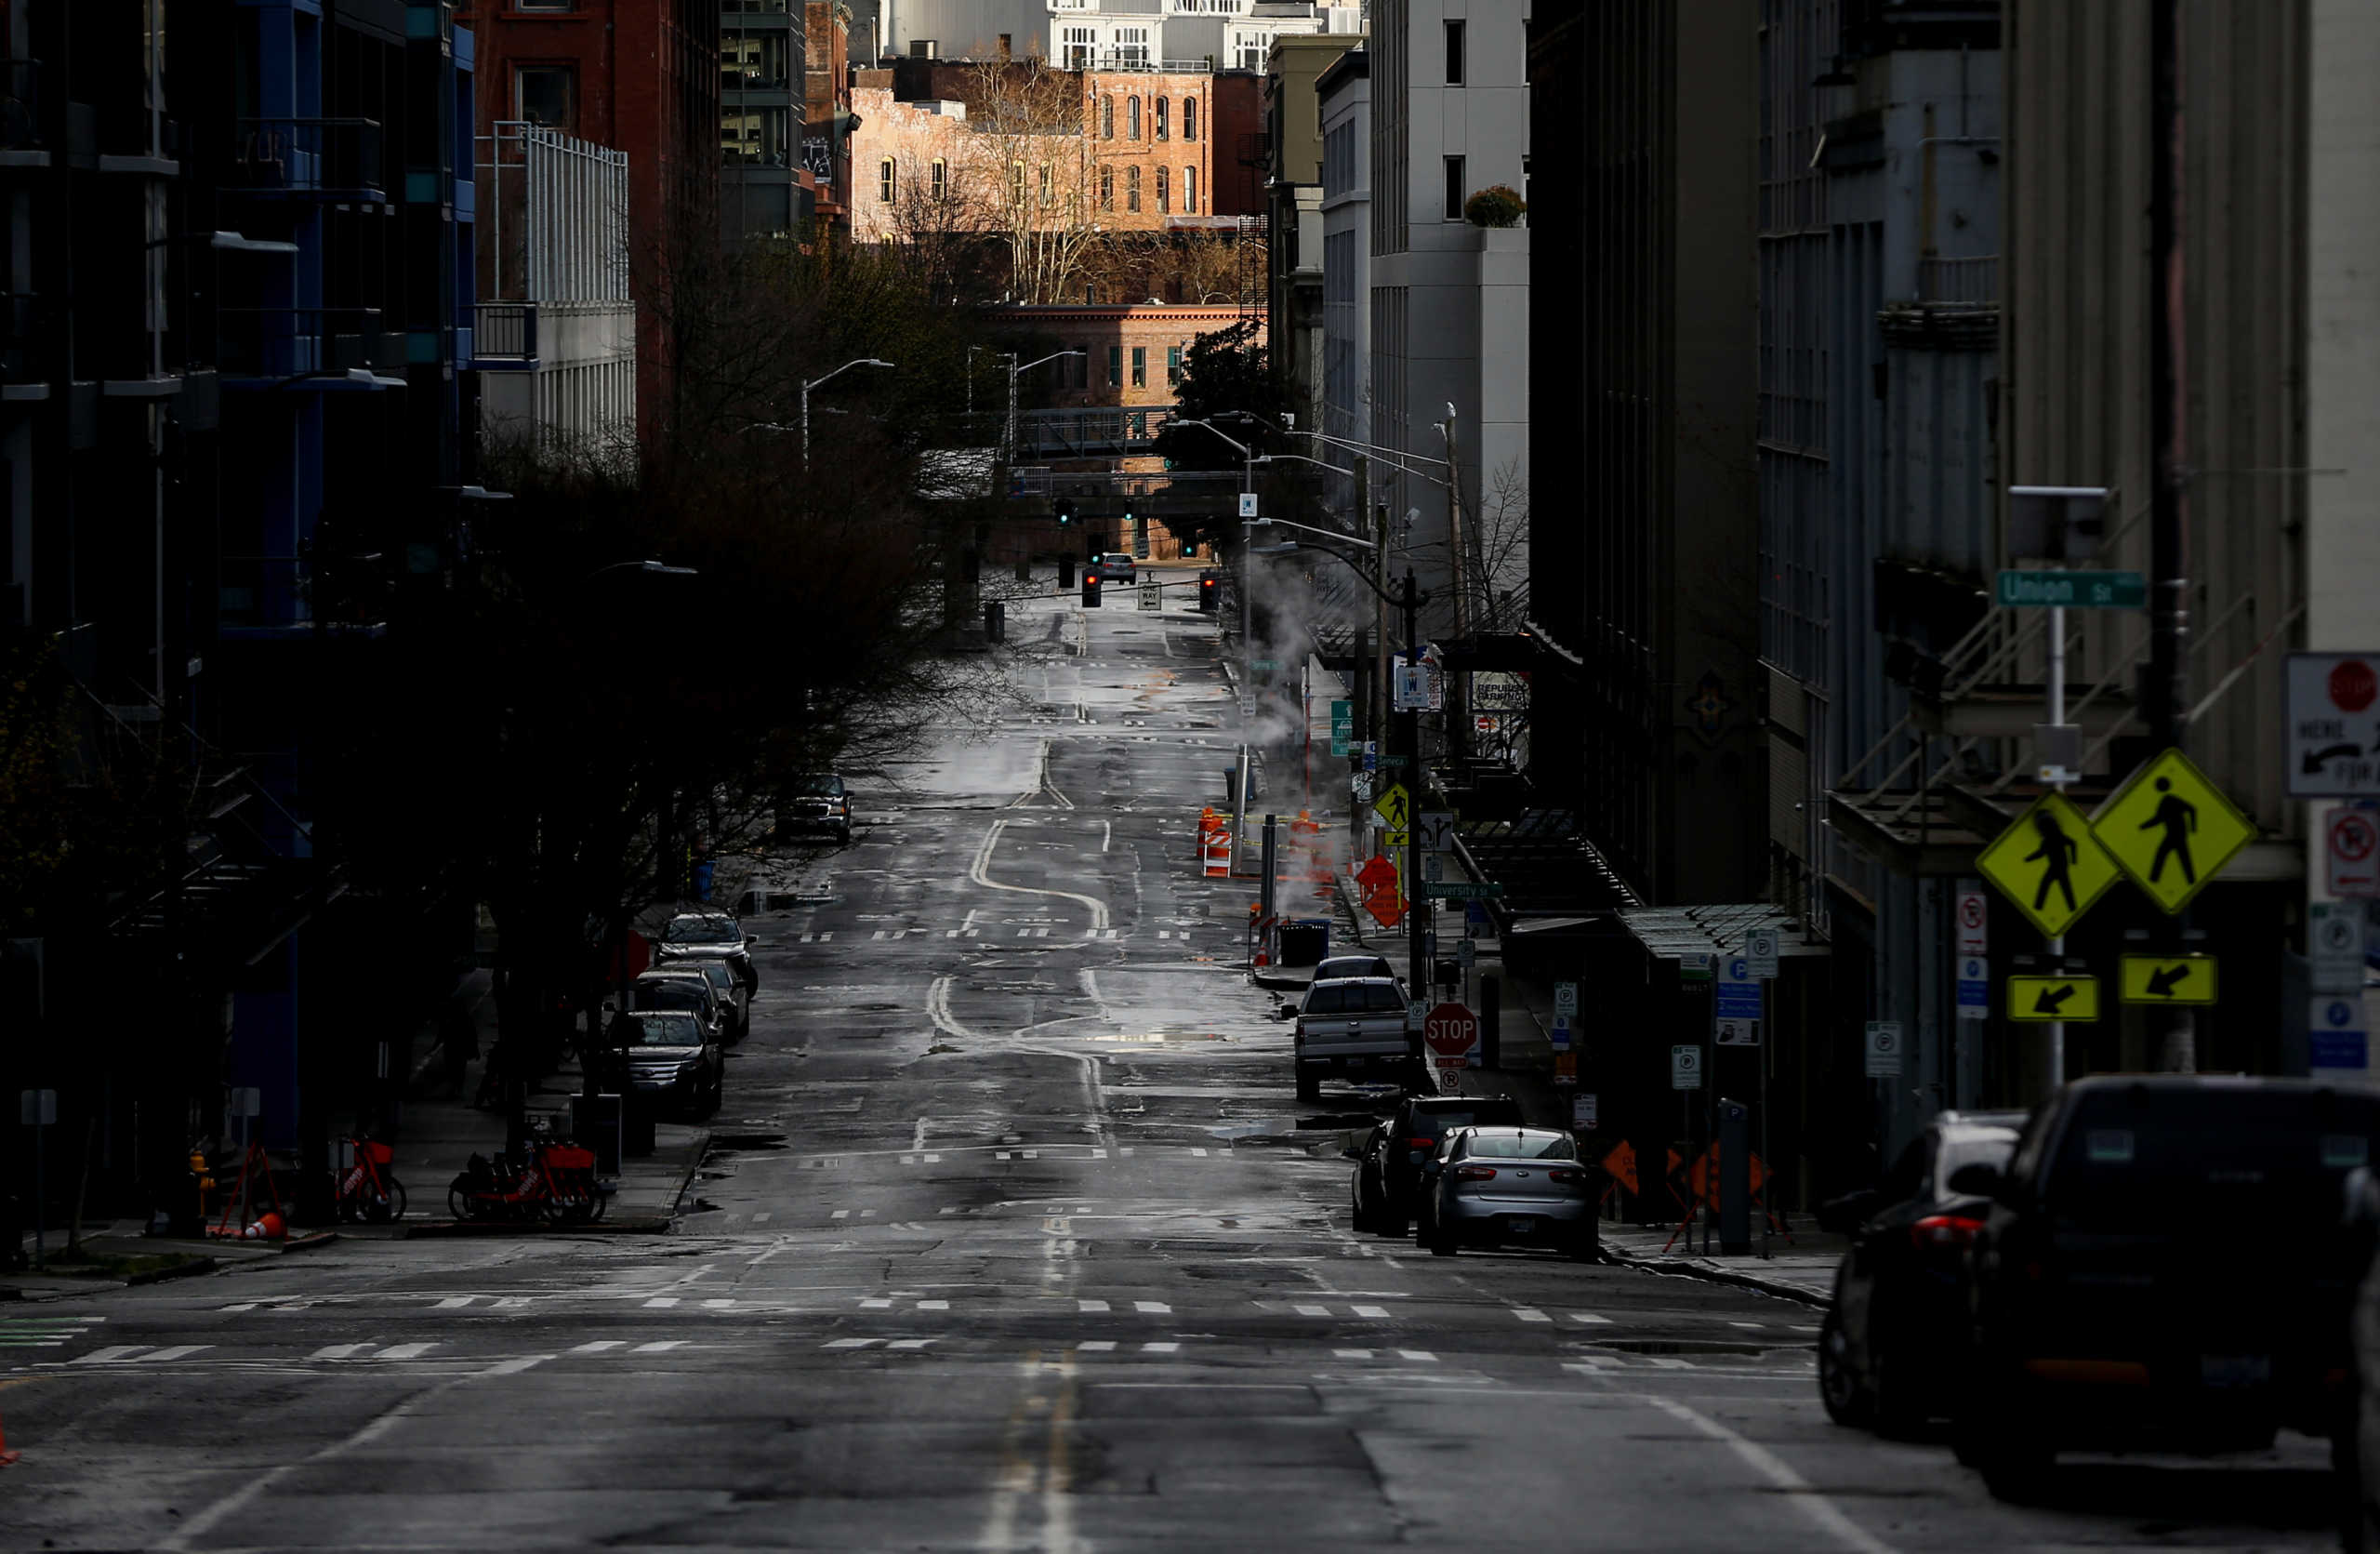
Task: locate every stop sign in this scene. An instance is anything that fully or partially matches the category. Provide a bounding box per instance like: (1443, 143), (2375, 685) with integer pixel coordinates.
(1422, 1002), (1479, 1058)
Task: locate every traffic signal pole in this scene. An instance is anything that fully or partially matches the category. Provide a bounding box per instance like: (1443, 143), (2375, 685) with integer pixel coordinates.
(1401, 573), (1428, 1037)
(2148, 0), (2194, 1075)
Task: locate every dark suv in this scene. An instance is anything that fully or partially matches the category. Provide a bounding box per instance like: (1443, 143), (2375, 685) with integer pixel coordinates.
(1351, 1094), (1526, 1236)
(1950, 1075), (2380, 1500)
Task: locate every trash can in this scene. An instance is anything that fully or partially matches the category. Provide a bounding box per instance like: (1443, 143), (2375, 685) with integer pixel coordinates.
(571, 1094), (625, 1176)
(1276, 919), (1329, 967)
(691, 859), (716, 900)
(1058, 556), (1075, 589)
(984, 599), (1006, 642)
(623, 1096), (657, 1158)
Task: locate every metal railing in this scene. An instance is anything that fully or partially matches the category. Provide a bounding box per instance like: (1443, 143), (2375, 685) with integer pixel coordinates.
(218, 307), (398, 379)
(1916, 253), (1998, 306)
(474, 302), (537, 361)
(231, 117), (386, 196)
(1013, 406), (1175, 457)
(0, 59), (42, 152)
(1081, 56), (1216, 73)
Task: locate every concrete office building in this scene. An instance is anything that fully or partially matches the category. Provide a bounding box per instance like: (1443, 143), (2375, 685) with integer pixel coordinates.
(1317, 46), (1368, 461)
(1263, 33), (1362, 445)
(863, 0), (1358, 72)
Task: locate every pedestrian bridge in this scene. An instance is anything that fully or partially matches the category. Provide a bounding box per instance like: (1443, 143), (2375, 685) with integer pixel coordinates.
(1014, 406), (1177, 458)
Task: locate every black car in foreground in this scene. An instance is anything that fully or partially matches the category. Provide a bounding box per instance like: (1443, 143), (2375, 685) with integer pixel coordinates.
(1352, 1095), (1526, 1237)
(1817, 1109), (2025, 1433)
(1950, 1075), (2380, 1501)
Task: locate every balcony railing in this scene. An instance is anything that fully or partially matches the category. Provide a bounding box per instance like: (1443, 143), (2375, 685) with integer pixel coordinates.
(231, 117), (386, 197)
(2, 293), (46, 382)
(474, 302), (536, 361)
(0, 59), (41, 152)
(1083, 56), (1216, 73)
(218, 307), (401, 379)
(1916, 253), (1998, 306)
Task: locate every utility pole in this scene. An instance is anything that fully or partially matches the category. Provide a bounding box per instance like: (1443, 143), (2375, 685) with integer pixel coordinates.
(1440, 411), (1471, 762)
(1400, 572), (1428, 1008)
(2149, 0), (2193, 1073)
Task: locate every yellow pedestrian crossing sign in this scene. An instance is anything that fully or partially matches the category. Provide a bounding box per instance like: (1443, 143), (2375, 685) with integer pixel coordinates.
(2090, 749), (2256, 914)
(1976, 791), (2123, 938)
(2119, 953), (2218, 1004)
(1373, 782), (1412, 832)
(2008, 974), (2101, 1023)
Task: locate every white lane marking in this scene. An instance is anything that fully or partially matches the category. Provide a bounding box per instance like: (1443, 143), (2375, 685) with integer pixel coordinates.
(702, 1298), (735, 1309)
(1728, 1321), (1764, 1330)
(73, 1346), (148, 1364)
(900, 1155), (919, 1165)
(1024, 1149), (1039, 1160)
(1189, 1147), (1209, 1157)
(1352, 1305), (1392, 1320)
(1119, 1147), (1135, 1157)
(1142, 1341), (1180, 1353)
(887, 1338), (936, 1350)
(861, 1297), (893, 1309)
(928, 976), (990, 1041)
(1647, 1357), (1693, 1369)
(1078, 1298), (1109, 1313)
(434, 1296), (477, 1309)
(1089, 1149), (1107, 1160)
(752, 1212), (772, 1223)
(571, 1341), (626, 1353)
(309, 1344), (372, 1361)
(970, 818), (1110, 930)
(141, 1346), (212, 1362)
(926, 1153), (944, 1163)
(1643, 1394), (1900, 1554)
(1397, 1349), (1437, 1362)
(1569, 1312), (1614, 1325)
(219, 1303), (258, 1313)
(1565, 1358), (1620, 1373)
(1133, 1301), (1170, 1314)
(633, 1340), (687, 1353)
(375, 1343), (436, 1361)
(825, 1338), (878, 1349)
(1078, 967), (1116, 1024)
(1514, 1308), (1553, 1323)
(917, 1300), (951, 1311)
(1293, 1304), (1332, 1318)
(872, 930), (889, 940)
(642, 1297), (680, 1308)
(1102, 820), (1112, 853)
(995, 1151), (1011, 1161)
(1335, 1348), (1373, 1359)
(832, 1209), (850, 1219)
(1078, 1340), (1117, 1352)
(483, 1356), (548, 1376)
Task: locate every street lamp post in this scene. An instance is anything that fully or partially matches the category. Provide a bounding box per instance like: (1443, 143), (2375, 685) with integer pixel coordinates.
(800, 357), (895, 467)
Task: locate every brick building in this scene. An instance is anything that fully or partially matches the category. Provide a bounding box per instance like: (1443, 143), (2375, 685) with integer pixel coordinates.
(803, 0), (853, 234)
(1082, 69), (1216, 227)
(456, 0), (720, 440)
(997, 302), (1252, 409)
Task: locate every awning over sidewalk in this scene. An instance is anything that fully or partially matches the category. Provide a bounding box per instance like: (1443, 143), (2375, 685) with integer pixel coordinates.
(1613, 903), (1830, 965)
(1453, 810), (1642, 935)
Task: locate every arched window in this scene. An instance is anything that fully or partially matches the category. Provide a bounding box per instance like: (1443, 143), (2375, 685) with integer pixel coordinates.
(1156, 166), (1169, 213)
(1101, 96), (1114, 139)
(1183, 98), (1197, 141)
(879, 158), (895, 204)
(930, 159), (946, 199)
(1128, 96), (1141, 139)
(1127, 165), (1141, 212)
(1100, 166), (1114, 210)
(1183, 166), (1197, 212)
(1155, 98), (1169, 140)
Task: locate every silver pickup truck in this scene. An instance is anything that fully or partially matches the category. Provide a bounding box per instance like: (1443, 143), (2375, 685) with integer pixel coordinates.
(1293, 976), (1422, 1101)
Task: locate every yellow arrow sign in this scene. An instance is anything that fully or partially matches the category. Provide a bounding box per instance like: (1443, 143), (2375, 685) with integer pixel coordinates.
(1976, 792), (2124, 938)
(2090, 749), (2257, 914)
(2007, 975), (2101, 1023)
(1372, 782), (1411, 832)
(2119, 953), (2218, 1004)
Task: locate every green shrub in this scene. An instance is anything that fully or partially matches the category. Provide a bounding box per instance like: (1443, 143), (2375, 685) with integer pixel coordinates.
(1463, 184), (1527, 228)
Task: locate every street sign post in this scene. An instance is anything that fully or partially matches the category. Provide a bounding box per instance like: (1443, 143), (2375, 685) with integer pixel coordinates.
(1423, 1002), (1480, 1070)
(1238, 491), (1259, 519)
(2091, 749), (2257, 914)
(1137, 578), (1161, 611)
(1672, 1045), (1703, 1090)
(2328, 803), (2380, 897)
(1863, 1022), (1903, 1078)
(2287, 653), (2380, 798)
(1416, 811), (1456, 852)
(2007, 974), (2101, 1023)
(1714, 957), (1761, 1019)
(1995, 570), (2148, 608)
(1977, 791), (2123, 938)
(1572, 1092), (1598, 1131)
(2118, 953), (2218, 1005)
(2311, 901), (2368, 994)
(1955, 883), (1989, 957)
(1745, 928), (1779, 979)
(1422, 881), (1504, 900)
(1371, 783), (1411, 832)
(2311, 995), (2370, 1070)
(1714, 1017), (1761, 1046)
(1554, 981), (1580, 1021)
(20, 1088), (54, 1269)
(1956, 955), (1990, 1017)
(1329, 700), (1354, 757)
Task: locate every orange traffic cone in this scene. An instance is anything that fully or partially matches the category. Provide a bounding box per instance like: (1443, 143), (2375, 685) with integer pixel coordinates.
(243, 1210), (286, 1241)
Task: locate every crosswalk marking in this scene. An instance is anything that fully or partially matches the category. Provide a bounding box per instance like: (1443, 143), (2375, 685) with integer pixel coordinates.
(571, 1340), (626, 1354)
(1334, 1348), (1372, 1359)
(73, 1346), (150, 1364)
(1189, 1147), (1209, 1157)
(702, 1299), (735, 1309)
(1078, 1340), (1117, 1352)
(832, 1209), (850, 1218)
(1134, 1301), (1170, 1314)
(633, 1341), (685, 1353)
(309, 1344), (372, 1361)
(1142, 1341), (1180, 1353)
(1727, 1321), (1764, 1329)
(434, 1295), (477, 1309)
(1397, 1349), (1437, 1362)
(1647, 1357), (1694, 1370)
(887, 1338), (935, 1350)
(751, 1212), (772, 1223)
(376, 1343), (436, 1361)
(1513, 1308), (1553, 1323)
(916, 1300), (950, 1311)
(1078, 1298), (1109, 1313)
(1293, 1304), (1332, 1318)
(924, 1153), (942, 1163)
(219, 1303), (258, 1313)
(860, 1297), (892, 1309)
(1351, 1305), (1392, 1320)
(825, 1338), (876, 1349)
(1568, 1313), (1613, 1325)
(642, 1297), (681, 1308)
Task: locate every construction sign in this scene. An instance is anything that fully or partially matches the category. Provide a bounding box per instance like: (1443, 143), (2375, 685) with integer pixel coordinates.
(2119, 953), (2218, 1005)
(1601, 1141), (1638, 1195)
(2091, 749), (2257, 914)
(1977, 791), (2123, 938)
(1355, 853), (1406, 929)
(2007, 973), (2101, 1023)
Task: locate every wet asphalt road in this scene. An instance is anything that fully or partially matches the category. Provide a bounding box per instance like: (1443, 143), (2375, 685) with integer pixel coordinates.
(0, 587), (2340, 1551)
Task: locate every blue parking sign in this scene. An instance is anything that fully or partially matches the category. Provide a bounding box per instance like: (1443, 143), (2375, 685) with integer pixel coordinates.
(1715, 957), (1761, 1019)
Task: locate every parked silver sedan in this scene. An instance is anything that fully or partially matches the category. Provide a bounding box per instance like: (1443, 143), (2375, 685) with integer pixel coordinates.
(1417, 1127), (1595, 1259)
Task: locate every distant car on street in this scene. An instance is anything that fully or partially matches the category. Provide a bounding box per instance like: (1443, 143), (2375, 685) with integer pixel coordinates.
(1415, 1126), (1596, 1259)
(1090, 551), (1136, 583)
(654, 910), (758, 995)
(630, 969), (729, 1045)
(637, 962), (746, 1042)
(777, 774), (853, 844)
(598, 1008), (723, 1118)
(1352, 1094), (1527, 1237)
(1950, 1076), (2380, 1502)
(1291, 976), (1421, 1101)
(1815, 1109), (2025, 1433)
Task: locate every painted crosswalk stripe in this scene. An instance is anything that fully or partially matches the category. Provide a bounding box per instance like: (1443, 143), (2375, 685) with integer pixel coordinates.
(1334, 1348), (1373, 1359)
(924, 1153), (943, 1163)
(1142, 1341), (1180, 1353)
(1293, 1304), (1332, 1318)
(633, 1341), (686, 1353)
(1350, 1305), (1392, 1320)
(1568, 1313), (1614, 1325)
(752, 1212), (772, 1223)
(916, 1300), (950, 1311)
(1647, 1356), (1694, 1369)
(434, 1296), (477, 1309)
(994, 1151), (1011, 1161)
(376, 1343), (436, 1361)
(860, 1297), (892, 1309)
(1514, 1308), (1553, 1323)
(1022, 1149), (1038, 1160)
(1119, 1147), (1135, 1157)
(702, 1299), (735, 1309)
(1565, 1358), (1620, 1373)
(1078, 1340), (1117, 1352)
(887, 1339), (935, 1350)
(1134, 1301), (1170, 1314)
(218, 1303), (258, 1313)
(309, 1344), (372, 1361)
(1397, 1349), (1437, 1362)
(73, 1346), (151, 1364)
(1089, 1149), (1108, 1160)
(642, 1296), (681, 1308)
(824, 1338), (878, 1349)
(1189, 1147), (1209, 1157)
(832, 1209), (851, 1219)
(570, 1340), (626, 1354)
(1078, 1298), (1109, 1313)
(1727, 1321), (1764, 1329)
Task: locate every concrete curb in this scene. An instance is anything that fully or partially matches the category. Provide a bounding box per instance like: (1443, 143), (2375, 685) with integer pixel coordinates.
(1598, 1242), (1831, 1309)
(125, 1255), (223, 1287)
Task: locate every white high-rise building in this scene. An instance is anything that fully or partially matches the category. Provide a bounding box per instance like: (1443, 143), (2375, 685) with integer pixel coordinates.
(860, 0), (1359, 68)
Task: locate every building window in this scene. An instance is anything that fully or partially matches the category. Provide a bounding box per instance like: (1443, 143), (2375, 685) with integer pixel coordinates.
(1128, 96), (1141, 139)
(1127, 165), (1141, 211)
(931, 159), (947, 199)
(1012, 162), (1027, 205)
(1167, 344), (1183, 385)
(1102, 96), (1114, 139)
(1039, 163), (1053, 206)
(1156, 166), (1169, 213)
(1155, 98), (1169, 140)
(1183, 166), (1197, 212)
(1444, 154), (1465, 220)
(880, 158), (896, 204)
(1115, 25), (1150, 66)
(515, 64), (575, 130)
(1064, 27), (1095, 69)
(1100, 166), (1114, 210)
(1131, 346), (1146, 388)
(1444, 20), (1464, 86)
(1107, 346), (1122, 387)
(516, 0), (575, 10)
(998, 33), (1012, 58)
(1184, 98), (1198, 141)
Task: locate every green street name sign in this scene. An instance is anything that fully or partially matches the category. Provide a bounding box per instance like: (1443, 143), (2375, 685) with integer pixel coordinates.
(1995, 570), (2146, 609)
(1422, 882), (1504, 900)
(1375, 754), (1409, 769)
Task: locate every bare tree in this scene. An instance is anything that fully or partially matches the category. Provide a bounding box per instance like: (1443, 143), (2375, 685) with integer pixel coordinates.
(962, 54), (1101, 303)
